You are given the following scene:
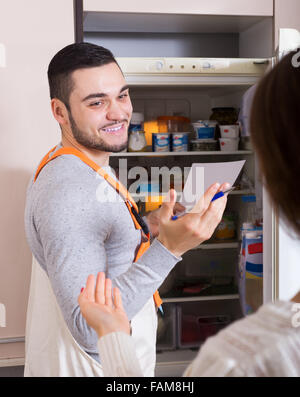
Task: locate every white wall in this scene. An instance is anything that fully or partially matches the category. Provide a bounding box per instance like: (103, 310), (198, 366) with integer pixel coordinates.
(274, 0), (300, 49)
(0, 0), (74, 359)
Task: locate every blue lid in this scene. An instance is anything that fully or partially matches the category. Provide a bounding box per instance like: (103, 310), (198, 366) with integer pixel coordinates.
(242, 195), (256, 203)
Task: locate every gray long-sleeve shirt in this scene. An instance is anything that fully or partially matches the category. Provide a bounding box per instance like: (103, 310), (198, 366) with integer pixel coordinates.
(24, 143), (181, 362)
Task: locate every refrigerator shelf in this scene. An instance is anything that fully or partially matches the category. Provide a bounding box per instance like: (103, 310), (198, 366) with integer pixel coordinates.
(111, 150), (253, 157)
(162, 294), (239, 303)
(193, 241), (240, 250)
(131, 190), (254, 201)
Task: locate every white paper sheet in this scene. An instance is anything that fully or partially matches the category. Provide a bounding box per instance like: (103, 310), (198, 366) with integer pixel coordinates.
(180, 160), (245, 212)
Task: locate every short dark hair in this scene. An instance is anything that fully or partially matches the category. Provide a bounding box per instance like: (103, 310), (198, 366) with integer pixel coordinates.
(47, 42), (118, 109)
(250, 50), (300, 235)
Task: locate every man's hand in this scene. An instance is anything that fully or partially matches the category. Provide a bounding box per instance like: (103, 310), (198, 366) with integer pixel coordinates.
(157, 183), (230, 257)
(78, 272), (130, 339)
(144, 202), (185, 238)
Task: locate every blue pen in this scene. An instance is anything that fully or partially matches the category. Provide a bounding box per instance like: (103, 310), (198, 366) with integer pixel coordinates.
(172, 187), (235, 220)
(211, 187), (235, 202)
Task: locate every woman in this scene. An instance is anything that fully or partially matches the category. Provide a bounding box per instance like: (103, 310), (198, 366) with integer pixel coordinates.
(78, 51), (300, 377)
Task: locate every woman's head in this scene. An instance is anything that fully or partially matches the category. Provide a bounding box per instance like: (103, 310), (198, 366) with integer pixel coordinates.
(250, 50), (300, 235)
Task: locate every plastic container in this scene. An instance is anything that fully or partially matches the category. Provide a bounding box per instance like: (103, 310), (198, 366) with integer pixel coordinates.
(242, 195), (257, 225)
(219, 137), (239, 151)
(238, 230), (263, 316)
(128, 130), (147, 152)
(157, 116), (190, 133)
(129, 112), (144, 132)
(137, 182), (160, 194)
(192, 120), (218, 139)
(220, 125), (240, 138)
(214, 212), (236, 240)
(152, 132), (171, 152)
(177, 305), (230, 348)
(210, 107), (238, 125)
(144, 120), (159, 146)
(171, 132), (189, 152)
(156, 304), (177, 351)
(190, 139), (218, 151)
(181, 249), (237, 278)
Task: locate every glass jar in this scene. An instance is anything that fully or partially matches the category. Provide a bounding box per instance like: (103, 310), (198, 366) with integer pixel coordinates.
(209, 107), (238, 125)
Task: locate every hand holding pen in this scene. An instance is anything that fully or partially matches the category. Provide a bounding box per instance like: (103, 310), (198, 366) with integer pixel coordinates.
(156, 183), (229, 258)
(171, 185), (234, 221)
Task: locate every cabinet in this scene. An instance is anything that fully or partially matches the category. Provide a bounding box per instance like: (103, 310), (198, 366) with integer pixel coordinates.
(83, 0), (273, 16)
(0, 0), (74, 365)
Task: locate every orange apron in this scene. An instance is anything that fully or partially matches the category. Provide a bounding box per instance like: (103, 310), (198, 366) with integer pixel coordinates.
(34, 145), (163, 309)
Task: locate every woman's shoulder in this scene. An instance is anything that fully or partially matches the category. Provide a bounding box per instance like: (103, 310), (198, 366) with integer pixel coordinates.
(202, 300), (300, 370)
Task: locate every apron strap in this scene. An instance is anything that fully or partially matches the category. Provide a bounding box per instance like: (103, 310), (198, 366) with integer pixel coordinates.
(34, 145), (138, 212)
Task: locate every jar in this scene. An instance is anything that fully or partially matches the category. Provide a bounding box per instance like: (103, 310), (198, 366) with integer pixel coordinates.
(128, 130), (147, 152)
(209, 108), (238, 125)
(157, 116), (190, 133)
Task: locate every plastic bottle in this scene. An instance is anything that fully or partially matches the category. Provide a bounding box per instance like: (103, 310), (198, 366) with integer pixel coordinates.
(128, 112), (147, 152)
(129, 112), (144, 134)
(242, 195), (257, 225)
(238, 194), (263, 317)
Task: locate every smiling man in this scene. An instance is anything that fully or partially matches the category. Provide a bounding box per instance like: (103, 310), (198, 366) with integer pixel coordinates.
(24, 43), (228, 377)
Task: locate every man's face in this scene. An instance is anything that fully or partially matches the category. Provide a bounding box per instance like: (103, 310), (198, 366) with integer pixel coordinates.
(67, 62), (133, 152)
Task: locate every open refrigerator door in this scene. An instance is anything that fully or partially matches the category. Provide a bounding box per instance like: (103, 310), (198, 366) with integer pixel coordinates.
(268, 29), (300, 303)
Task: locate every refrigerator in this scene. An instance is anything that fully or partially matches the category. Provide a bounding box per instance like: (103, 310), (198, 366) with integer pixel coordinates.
(84, 21), (300, 375)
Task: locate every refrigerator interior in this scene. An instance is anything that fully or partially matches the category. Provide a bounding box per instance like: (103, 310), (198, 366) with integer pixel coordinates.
(108, 84), (263, 361)
(83, 13), (269, 373)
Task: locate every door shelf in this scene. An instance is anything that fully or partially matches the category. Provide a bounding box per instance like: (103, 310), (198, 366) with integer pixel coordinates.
(162, 294), (239, 303)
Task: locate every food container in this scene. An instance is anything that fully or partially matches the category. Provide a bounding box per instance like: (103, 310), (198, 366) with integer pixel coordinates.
(214, 212), (237, 240)
(191, 139), (218, 151)
(128, 130), (147, 152)
(209, 107), (238, 125)
(177, 304), (230, 348)
(192, 120), (218, 139)
(220, 125), (240, 139)
(152, 132), (171, 152)
(157, 116), (190, 133)
(219, 137), (239, 151)
(129, 112), (144, 132)
(171, 132), (189, 152)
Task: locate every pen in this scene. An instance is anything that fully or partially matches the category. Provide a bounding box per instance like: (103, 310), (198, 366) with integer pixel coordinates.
(171, 187), (235, 220)
(211, 186), (235, 202)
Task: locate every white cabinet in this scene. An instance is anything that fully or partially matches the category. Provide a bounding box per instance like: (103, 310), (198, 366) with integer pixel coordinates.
(0, 0), (74, 362)
(84, 0), (273, 16)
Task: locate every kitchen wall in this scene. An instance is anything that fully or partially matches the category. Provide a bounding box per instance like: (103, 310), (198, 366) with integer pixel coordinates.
(0, 0), (74, 372)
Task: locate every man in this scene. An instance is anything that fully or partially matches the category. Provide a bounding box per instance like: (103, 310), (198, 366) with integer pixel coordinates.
(24, 42), (228, 376)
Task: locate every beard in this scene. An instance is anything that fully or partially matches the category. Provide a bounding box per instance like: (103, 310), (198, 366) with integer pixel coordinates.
(68, 110), (128, 153)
